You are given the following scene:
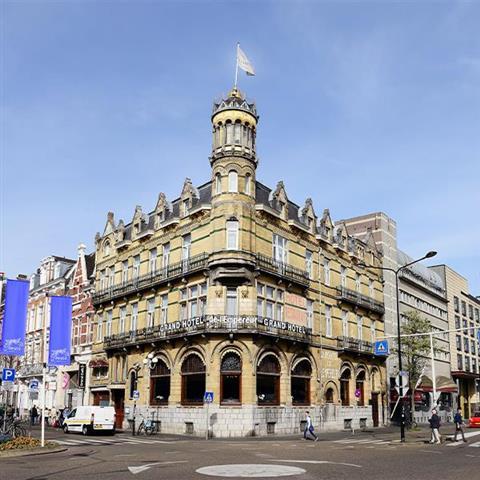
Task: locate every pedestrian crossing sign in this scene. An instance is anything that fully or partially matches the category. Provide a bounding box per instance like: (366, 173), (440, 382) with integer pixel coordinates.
(374, 340), (389, 356)
(204, 391), (214, 403)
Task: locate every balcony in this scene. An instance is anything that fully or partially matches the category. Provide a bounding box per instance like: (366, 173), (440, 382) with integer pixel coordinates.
(256, 253), (310, 288)
(337, 336), (375, 356)
(93, 253), (209, 306)
(104, 315), (312, 351)
(336, 286), (385, 315)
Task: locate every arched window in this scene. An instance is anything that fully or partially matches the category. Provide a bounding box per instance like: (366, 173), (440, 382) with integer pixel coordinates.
(150, 358), (170, 405)
(103, 241), (111, 257)
(245, 174), (251, 195)
(220, 352), (242, 404)
(291, 359), (312, 405)
(226, 219), (239, 250)
(215, 174), (222, 194)
(228, 171), (238, 193)
(233, 122), (242, 144)
(257, 354), (280, 405)
(356, 370), (366, 406)
(226, 121), (233, 144)
(129, 371), (137, 400)
(181, 354), (206, 405)
(325, 387), (334, 403)
(340, 368), (351, 406)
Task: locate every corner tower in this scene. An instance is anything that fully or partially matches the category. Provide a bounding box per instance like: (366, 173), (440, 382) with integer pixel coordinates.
(210, 87), (258, 198)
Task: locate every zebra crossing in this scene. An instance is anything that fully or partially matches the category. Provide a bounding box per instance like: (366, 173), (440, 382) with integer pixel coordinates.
(53, 435), (179, 447)
(332, 438), (395, 447)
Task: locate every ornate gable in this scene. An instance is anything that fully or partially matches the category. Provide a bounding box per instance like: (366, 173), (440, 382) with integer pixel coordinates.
(180, 178), (199, 217)
(131, 205), (147, 239)
(270, 181), (288, 220)
(154, 192), (171, 228)
(300, 198), (316, 233)
(102, 211), (116, 236)
(319, 208), (333, 241)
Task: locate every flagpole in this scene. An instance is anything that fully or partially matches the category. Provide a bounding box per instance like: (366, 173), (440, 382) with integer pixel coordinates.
(234, 43), (239, 89)
(41, 295), (48, 448)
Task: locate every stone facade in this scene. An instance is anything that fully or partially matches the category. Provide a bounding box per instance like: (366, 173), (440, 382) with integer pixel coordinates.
(430, 265), (480, 418)
(16, 256), (75, 415)
(90, 87), (387, 436)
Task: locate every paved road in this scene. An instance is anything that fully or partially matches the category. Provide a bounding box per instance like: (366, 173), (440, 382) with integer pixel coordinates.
(2, 427), (479, 480)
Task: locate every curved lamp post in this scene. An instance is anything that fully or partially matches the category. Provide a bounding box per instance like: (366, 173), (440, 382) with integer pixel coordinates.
(360, 250), (437, 442)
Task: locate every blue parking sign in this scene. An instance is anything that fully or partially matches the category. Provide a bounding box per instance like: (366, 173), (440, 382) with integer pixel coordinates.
(374, 340), (389, 356)
(204, 391), (214, 403)
(2, 368), (15, 382)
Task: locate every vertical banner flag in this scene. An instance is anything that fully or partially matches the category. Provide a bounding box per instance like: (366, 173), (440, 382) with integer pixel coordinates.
(48, 296), (73, 366)
(0, 279), (29, 356)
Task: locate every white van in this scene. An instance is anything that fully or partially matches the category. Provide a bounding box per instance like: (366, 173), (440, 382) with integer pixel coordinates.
(63, 406), (116, 435)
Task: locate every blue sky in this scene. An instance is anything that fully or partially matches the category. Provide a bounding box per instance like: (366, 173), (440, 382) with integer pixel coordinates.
(2, 1), (479, 293)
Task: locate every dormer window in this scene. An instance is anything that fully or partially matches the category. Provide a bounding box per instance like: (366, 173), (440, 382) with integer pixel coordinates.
(103, 241), (111, 257)
(157, 210), (164, 225)
(182, 199), (189, 217)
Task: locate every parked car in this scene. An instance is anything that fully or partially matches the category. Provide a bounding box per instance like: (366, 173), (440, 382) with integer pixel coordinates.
(63, 406), (116, 436)
(468, 411), (480, 428)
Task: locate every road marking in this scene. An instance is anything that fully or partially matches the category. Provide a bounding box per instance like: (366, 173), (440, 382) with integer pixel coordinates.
(469, 441), (480, 448)
(420, 450), (442, 454)
(196, 464), (306, 477)
(128, 461), (187, 475)
(277, 460), (361, 468)
(446, 431), (480, 445)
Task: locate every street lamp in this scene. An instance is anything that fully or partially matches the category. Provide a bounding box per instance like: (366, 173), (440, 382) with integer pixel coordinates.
(360, 250), (437, 442)
(143, 352), (159, 369)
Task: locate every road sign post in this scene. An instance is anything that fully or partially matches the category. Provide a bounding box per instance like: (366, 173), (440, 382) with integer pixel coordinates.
(2, 368), (16, 383)
(132, 391), (139, 437)
(204, 392), (214, 440)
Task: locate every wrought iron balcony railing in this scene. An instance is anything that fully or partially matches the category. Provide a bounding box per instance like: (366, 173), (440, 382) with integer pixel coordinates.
(336, 286), (385, 315)
(337, 336), (374, 355)
(93, 253), (209, 305)
(256, 253), (310, 287)
(104, 315), (312, 350)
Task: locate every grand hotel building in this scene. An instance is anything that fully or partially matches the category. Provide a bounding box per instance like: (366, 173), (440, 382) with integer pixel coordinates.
(90, 87), (387, 436)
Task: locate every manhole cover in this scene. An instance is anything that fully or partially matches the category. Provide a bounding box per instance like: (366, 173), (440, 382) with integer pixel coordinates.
(196, 464), (306, 477)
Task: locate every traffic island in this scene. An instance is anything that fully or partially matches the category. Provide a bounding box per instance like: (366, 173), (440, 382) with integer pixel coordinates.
(0, 436), (66, 458)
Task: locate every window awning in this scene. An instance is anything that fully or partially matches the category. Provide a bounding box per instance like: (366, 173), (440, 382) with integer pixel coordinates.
(89, 358), (109, 368)
(416, 375), (458, 393)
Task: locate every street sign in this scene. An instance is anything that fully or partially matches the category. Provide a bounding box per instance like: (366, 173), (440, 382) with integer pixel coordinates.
(354, 388), (361, 398)
(394, 373), (409, 394)
(78, 364), (86, 389)
(29, 379), (39, 392)
(374, 340), (389, 356)
(204, 391), (214, 403)
(132, 390), (140, 400)
(2, 368), (15, 382)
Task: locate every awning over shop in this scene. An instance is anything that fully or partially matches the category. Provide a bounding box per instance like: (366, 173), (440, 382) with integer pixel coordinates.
(451, 371), (480, 380)
(90, 386), (109, 392)
(89, 358), (109, 368)
(108, 384), (126, 390)
(417, 375), (458, 393)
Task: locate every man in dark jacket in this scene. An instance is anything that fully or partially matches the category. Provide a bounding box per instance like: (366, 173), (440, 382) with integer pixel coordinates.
(429, 409), (441, 444)
(453, 408), (467, 442)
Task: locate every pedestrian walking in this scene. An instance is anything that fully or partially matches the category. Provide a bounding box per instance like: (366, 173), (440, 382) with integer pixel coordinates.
(30, 405), (38, 426)
(453, 408), (467, 443)
(303, 411), (318, 441)
(428, 409), (441, 444)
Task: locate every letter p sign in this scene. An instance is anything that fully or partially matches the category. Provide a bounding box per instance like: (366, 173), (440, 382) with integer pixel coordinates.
(2, 368), (16, 382)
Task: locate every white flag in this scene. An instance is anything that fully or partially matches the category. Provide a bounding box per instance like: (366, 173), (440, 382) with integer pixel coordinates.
(237, 45), (255, 76)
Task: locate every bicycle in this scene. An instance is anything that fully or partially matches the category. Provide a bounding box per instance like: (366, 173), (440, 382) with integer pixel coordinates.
(1, 418), (28, 438)
(137, 418), (157, 436)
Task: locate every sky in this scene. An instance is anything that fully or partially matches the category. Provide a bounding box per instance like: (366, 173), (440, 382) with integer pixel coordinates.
(2, 1), (479, 293)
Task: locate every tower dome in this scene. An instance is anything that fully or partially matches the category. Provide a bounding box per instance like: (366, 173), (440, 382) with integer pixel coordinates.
(210, 87), (258, 165)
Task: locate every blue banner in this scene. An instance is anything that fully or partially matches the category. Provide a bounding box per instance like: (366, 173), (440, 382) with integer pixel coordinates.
(48, 296), (72, 366)
(0, 279), (29, 356)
